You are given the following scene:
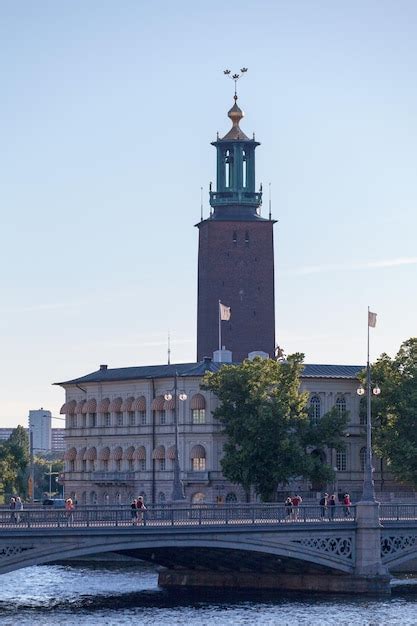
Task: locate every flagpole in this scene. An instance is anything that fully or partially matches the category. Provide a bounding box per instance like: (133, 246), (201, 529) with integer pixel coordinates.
(218, 300), (221, 352)
(362, 306), (376, 502)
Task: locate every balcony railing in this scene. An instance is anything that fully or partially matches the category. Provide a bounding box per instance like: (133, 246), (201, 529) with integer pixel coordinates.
(91, 472), (136, 483)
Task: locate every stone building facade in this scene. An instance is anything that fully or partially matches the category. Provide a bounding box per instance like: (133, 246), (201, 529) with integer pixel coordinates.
(58, 360), (392, 505)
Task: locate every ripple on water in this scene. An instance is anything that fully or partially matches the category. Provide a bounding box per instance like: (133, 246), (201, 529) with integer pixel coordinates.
(0, 563), (417, 625)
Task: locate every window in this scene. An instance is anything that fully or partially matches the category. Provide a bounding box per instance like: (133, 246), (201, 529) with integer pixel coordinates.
(226, 492), (237, 503)
(360, 447), (367, 471)
(116, 412), (123, 426)
(128, 459), (134, 471)
(159, 410), (166, 425)
(192, 409), (206, 424)
(70, 460), (75, 472)
(335, 397), (346, 417)
(89, 412), (96, 427)
(140, 411), (146, 425)
(336, 450), (347, 471)
(82, 460), (87, 472)
(90, 491), (97, 505)
(116, 459), (122, 472)
(104, 413), (111, 426)
(88, 460), (95, 472)
(159, 459), (166, 471)
(129, 411), (135, 426)
(82, 414), (87, 428)
(192, 457), (206, 471)
(232, 230), (237, 243)
(310, 395), (321, 422)
(138, 459), (146, 471)
(103, 459), (109, 472)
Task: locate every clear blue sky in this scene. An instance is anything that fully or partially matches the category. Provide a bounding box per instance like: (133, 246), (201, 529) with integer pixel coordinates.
(1, 1), (416, 426)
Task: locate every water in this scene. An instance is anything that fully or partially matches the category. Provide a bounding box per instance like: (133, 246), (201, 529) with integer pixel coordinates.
(0, 561), (416, 625)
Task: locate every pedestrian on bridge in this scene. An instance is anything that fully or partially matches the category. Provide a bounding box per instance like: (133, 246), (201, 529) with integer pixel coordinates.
(131, 498), (138, 525)
(320, 493), (328, 520)
(15, 497), (23, 524)
(291, 495), (302, 520)
(343, 493), (351, 517)
(65, 498), (74, 526)
(328, 494), (336, 520)
(136, 496), (146, 525)
(9, 497), (16, 524)
(284, 497), (293, 520)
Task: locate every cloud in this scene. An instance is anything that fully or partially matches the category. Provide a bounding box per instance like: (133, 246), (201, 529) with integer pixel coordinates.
(282, 257), (417, 276)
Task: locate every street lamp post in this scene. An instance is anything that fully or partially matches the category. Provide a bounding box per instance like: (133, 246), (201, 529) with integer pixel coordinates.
(356, 309), (380, 502)
(164, 373), (187, 502)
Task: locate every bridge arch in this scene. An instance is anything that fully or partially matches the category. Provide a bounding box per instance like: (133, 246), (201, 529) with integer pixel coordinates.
(0, 530), (355, 577)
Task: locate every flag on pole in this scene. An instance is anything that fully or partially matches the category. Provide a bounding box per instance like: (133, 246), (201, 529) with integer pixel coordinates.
(219, 302), (231, 321)
(368, 311), (377, 328)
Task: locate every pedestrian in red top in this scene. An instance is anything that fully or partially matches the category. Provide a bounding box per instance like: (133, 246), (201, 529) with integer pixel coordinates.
(343, 493), (351, 517)
(291, 495), (302, 520)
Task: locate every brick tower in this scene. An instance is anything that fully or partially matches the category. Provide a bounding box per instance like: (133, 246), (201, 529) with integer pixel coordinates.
(196, 89), (276, 362)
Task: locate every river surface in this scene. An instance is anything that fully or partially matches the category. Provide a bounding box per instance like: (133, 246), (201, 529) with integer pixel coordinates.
(0, 561), (416, 625)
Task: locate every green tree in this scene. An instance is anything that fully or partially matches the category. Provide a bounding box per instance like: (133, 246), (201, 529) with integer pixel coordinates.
(0, 426), (30, 499)
(202, 355), (348, 501)
(370, 337), (417, 487)
(34, 458), (64, 497)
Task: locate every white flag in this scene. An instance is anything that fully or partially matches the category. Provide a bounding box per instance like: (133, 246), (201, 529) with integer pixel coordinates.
(219, 302), (231, 321)
(368, 311), (377, 328)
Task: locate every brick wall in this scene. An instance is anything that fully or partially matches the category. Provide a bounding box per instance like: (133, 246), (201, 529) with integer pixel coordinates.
(196, 219), (276, 362)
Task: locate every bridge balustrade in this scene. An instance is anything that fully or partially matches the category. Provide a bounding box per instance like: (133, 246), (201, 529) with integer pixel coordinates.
(380, 504), (417, 521)
(0, 503), (356, 530)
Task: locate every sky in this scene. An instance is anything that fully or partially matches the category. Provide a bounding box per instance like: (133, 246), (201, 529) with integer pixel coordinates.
(1, 1), (416, 427)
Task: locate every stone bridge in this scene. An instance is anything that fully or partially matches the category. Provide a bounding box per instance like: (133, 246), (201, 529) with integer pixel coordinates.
(1, 503), (416, 594)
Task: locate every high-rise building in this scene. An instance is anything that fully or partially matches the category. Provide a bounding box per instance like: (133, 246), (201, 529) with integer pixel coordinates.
(28, 408), (51, 453)
(196, 92), (276, 362)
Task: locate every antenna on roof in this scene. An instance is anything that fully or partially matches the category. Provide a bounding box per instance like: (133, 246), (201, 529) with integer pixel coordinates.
(200, 186), (203, 221)
(269, 182), (272, 220)
(167, 331), (171, 365)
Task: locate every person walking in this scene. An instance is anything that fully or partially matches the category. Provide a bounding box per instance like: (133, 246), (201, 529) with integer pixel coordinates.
(130, 498), (138, 525)
(319, 493), (328, 520)
(9, 497), (16, 524)
(136, 496), (146, 525)
(15, 496), (23, 524)
(65, 498), (74, 526)
(291, 495), (302, 521)
(328, 494), (337, 520)
(284, 497), (293, 521)
(343, 493), (351, 517)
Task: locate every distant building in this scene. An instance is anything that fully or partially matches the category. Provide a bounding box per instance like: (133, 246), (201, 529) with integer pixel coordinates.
(28, 409), (51, 453)
(51, 428), (65, 452)
(0, 426), (64, 455)
(0, 428), (15, 442)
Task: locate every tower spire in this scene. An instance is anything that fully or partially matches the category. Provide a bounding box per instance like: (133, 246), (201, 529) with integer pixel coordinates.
(223, 67), (248, 101)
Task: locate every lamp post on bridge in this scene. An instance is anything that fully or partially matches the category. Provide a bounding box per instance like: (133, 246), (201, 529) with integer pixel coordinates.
(356, 308), (379, 502)
(164, 373), (187, 501)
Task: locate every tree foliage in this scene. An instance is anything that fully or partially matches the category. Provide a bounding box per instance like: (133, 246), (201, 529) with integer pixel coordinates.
(202, 355), (348, 501)
(370, 337), (417, 486)
(0, 426), (29, 499)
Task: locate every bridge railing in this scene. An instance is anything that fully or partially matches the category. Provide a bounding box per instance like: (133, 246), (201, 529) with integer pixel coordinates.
(380, 504), (417, 521)
(0, 503), (355, 529)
